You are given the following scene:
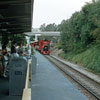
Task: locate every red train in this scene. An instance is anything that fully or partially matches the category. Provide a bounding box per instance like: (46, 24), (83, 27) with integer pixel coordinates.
(32, 40), (50, 55)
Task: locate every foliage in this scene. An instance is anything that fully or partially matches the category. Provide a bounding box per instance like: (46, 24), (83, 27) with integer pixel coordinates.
(1, 34), (26, 47)
(59, 0), (100, 54)
(1, 34), (9, 46)
(39, 23), (46, 31)
(71, 46), (100, 73)
(30, 36), (35, 41)
(39, 23), (57, 31)
(59, 46), (100, 73)
(11, 34), (27, 45)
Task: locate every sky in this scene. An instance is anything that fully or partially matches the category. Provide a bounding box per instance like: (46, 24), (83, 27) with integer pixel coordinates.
(33, 0), (92, 28)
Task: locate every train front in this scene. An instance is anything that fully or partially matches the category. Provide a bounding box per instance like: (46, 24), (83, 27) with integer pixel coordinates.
(40, 40), (50, 55)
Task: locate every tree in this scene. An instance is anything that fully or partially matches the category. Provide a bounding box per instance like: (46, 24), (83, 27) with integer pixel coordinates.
(39, 23), (57, 31)
(59, 0), (100, 53)
(39, 23), (46, 31)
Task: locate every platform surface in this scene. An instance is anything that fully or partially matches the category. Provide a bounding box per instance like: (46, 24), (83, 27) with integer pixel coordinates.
(31, 52), (88, 100)
(0, 77), (22, 100)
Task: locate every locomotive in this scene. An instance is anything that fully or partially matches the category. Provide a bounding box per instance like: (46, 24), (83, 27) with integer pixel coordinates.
(32, 40), (50, 55)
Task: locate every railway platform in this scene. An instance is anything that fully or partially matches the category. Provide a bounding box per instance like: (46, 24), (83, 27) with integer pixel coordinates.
(31, 52), (88, 100)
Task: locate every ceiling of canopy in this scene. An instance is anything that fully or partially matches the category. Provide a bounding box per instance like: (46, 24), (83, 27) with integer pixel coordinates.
(0, 0), (34, 35)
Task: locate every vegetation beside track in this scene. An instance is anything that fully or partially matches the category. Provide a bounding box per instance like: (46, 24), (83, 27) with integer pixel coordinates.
(58, 45), (100, 74)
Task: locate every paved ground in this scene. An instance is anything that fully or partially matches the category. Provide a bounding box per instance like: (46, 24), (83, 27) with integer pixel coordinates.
(0, 77), (22, 100)
(31, 52), (88, 100)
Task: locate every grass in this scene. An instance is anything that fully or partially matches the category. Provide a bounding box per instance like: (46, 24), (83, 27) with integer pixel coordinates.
(59, 46), (100, 74)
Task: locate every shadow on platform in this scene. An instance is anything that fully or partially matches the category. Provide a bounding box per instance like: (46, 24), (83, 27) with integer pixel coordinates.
(0, 77), (22, 100)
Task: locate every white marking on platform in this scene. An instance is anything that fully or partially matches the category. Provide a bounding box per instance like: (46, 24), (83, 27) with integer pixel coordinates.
(37, 64), (39, 66)
(32, 84), (40, 87)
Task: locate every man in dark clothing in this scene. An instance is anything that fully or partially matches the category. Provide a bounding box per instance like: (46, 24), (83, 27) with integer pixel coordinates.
(11, 41), (17, 54)
(11, 41), (19, 59)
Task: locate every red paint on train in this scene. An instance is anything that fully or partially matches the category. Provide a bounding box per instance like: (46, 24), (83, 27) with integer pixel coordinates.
(39, 40), (50, 55)
(32, 40), (50, 55)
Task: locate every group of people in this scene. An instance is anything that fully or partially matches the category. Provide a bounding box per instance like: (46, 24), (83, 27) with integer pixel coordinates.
(11, 41), (25, 58)
(0, 41), (26, 78)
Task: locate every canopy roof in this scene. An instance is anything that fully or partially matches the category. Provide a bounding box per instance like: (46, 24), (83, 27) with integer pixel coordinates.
(0, 0), (33, 35)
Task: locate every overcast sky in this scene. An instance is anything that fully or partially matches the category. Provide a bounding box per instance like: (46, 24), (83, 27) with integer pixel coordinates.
(33, 0), (91, 28)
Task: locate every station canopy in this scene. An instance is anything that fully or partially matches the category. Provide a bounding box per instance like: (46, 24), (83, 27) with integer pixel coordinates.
(0, 0), (33, 35)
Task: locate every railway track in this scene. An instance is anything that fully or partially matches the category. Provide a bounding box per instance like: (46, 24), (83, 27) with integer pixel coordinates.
(45, 55), (100, 100)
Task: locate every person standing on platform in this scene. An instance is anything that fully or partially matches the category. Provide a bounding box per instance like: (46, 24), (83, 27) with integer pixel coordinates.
(11, 41), (19, 58)
(3, 51), (9, 77)
(18, 42), (25, 56)
(27, 44), (31, 59)
(1, 45), (9, 77)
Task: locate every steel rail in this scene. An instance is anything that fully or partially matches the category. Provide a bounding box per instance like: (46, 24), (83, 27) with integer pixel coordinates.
(50, 55), (100, 85)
